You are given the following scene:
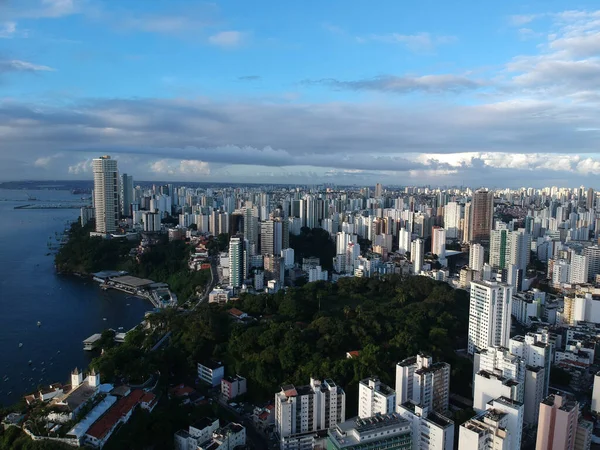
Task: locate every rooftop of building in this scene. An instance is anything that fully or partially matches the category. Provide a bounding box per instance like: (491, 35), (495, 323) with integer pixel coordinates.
(329, 414), (411, 448)
(397, 356), (417, 367)
(86, 389), (144, 441)
(110, 275), (155, 288)
(415, 361), (449, 375)
(398, 401), (453, 428)
(491, 396), (524, 409)
(199, 360), (223, 370)
(191, 417), (218, 431)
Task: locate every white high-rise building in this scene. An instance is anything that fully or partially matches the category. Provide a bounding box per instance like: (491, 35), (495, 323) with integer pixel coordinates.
(432, 227), (447, 259)
(469, 244), (485, 272)
(458, 397), (523, 450)
(411, 239), (424, 274)
(583, 245), (600, 280)
(467, 281), (513, 355)
(397, 402), (454, 450)
(398, 228), (411, 255)
(275, 378), (345, 450)
(570, 253), (589, 284)
(592, 372), (600, 414)
(336, 232), (357, 255)
(358, 377), (396, 419)
(473, 347), (524, 413)
(444, 202), (462, 239)
(92, 155), (118, 234)
(396, 354), (450, 414)
(229, 237), (244, 289)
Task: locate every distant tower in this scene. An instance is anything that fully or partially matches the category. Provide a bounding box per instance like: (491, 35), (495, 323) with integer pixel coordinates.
(93, 155), (119, 234)
(120, 173), (134, 217)
(411, 238), (424, 274)
(469, 189), (494, 243)
(88, 368), (100, 388)
(71, 367), (83, 388)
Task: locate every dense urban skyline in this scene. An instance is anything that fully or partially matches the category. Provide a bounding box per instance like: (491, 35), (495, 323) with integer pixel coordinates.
(3, 0), (600, 185)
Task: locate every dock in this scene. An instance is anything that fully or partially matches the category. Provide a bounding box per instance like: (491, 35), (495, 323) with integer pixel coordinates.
(83, 334), (102, 351)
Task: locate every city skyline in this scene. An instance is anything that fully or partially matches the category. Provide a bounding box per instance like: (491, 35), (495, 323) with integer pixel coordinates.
(3, 0), (600, 186)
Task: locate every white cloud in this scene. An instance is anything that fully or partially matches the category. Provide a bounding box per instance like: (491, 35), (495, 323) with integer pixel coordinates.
(150, 159), (210, 176)
(0, 22), (17, 38)
(0, 59), (55, 73)
(67, 159), (92, 174)
(356, 32), (456, 52)
(208, 31), (246, 48)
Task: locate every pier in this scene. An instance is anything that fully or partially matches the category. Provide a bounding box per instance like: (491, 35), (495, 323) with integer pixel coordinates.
(93, 272), (177, 308)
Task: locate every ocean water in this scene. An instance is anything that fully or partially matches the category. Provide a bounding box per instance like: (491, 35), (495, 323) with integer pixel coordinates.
(0, 189), (152, 407)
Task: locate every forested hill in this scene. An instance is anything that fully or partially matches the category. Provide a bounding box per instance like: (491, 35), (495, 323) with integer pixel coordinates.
(156, 275), (472, 415)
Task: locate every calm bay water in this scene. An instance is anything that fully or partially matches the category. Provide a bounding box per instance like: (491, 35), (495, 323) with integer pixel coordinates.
(0, 189), (152, 407)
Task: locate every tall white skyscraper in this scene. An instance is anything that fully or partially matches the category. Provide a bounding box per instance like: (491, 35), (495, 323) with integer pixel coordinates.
(229, 237), (244, 289)
(275, 378), (345, 450)
(469, 243), (485, 272)
(411, 238), (424, 274)
(396, 354), (450, 414)
(358, 377), (396, 419)
(398, 228), (411, 255)
(444, 202), (462, 239)
(92, 155), (118, 234)
(467, 281), (513, 355)
(432, 227), (447, 258)
(119, 173), (133, 217)
(569, 253), (589, 284)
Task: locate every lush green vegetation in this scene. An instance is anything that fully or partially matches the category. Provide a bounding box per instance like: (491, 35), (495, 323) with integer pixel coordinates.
(290, 227), (336, 271)
(0, 427), (72, 450)
(54, 221), (210, 302)
(147, 275), (470, 415)
(54, 221), (135, 274)
(125, 238), (211, 302)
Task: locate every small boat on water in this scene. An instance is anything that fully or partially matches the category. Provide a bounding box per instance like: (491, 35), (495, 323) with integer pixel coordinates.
(37, 321), (41, 327)
(103, 318), (107, 321)
(28, 360), (32, 365)
(18, 343), (23, 348)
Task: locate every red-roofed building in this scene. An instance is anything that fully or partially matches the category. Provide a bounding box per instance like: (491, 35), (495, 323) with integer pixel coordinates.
(253, 404), (275, 432)
(346, 351), (360, 359)
(140, 392), (158, 412)
(228, 308), (248, 320)
(84, 389), (145, 448)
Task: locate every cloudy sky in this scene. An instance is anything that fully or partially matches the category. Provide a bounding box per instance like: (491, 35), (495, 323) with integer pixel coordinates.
(2, 0), (600, 187)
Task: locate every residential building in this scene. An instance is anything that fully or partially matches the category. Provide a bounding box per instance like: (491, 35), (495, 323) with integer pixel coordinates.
(591, 371), (600, 414)
(174, 418), (220, 450)
(197, 361), (225, 387)
(536, 394), (579, 450)
(396, 354), (450, 414)
(459, 409), (511, 450)
(467, 281), (513, 355)
(397, 402), (454, 450)
(487, 397), (523, 450)
(411, 239), (424, 274)
(469, 244), (484, 272)
(444, 202), (462, 240)
(469, 189), (494, 243)
(92, 155), (119, 234)
(398, 228), (412, 255)
(229, 237), (244, 289)
(570, 253), (590, 284)
(120, 173), (133, 217)
(432, 227), (446, 259)
(275, 378), (345, 450)
(221, 375), (247, 401)
(327, 413), (412, 450)
(358, 377), (396, 419)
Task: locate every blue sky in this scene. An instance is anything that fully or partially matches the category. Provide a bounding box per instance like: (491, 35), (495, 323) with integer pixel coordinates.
(2, 0), (600, 187)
